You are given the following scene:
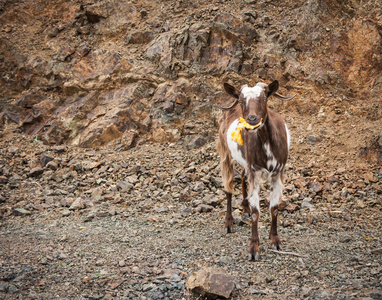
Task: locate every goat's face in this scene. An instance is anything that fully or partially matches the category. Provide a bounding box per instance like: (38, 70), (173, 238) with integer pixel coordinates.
(224, 81), (279, 126)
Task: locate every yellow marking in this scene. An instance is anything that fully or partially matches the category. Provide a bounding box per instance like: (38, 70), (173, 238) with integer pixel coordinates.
(231, 117), (263, 146)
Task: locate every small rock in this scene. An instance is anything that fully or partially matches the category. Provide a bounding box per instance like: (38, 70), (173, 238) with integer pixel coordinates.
(163, 101), (174, 113)
(62, 209), (71, 217)
(118, 260), (126, 267)
(143, 283), (156, 292)
(40, 154), (54, 167)
(202, 194), (222, 207)
(69, 198), (84, 210)
(12, 208), (31, 216)
(193, 181), (205, 192)
(52, 145), (67, 153)
(84, 210), (96, 222)
(339, 236), (352, 243)
(8, 146), (19, 154)
(186, 267), (235, 299)
(285, 203), (300, 213)
(195, 204), (214, 213)
(181, 207), (193, 216)
(109, 279), (125, 289)
(307, 135), (322, 145)
(308, 182), (322, 193)
(364, 172), (378, 183)
(29, 167), (44, 177)
(248, 287), (266, 295)
(46, 161), (59, 170)
(8, 284), (19, 294)
(61, 197), (74, 207)
(356, 200), (366, 208)
(0, 176), (8, 184)
(341, 187), (349, 197)
(117, 180), (133, 191)
(0, 283), (8, 292)
(301, 198), (315, 210)
(84, 161), (102, 170)
(187, 135), (206, 150)
(91, 187), (103, 200)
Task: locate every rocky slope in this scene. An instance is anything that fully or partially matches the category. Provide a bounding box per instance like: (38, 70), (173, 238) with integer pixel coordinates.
(1, 0), (381, 156)
(0, 0), (382, 299)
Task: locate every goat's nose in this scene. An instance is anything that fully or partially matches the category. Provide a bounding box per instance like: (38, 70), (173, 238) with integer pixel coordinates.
(247, 115), (258, 124)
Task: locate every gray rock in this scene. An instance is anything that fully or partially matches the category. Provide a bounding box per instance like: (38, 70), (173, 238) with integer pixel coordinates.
(40, 154), (54, 167)
(202, 194), (222, 207)
(29, 167), (44, 177)
(193, 181), (205, 192)
(187, 135), (206, 150)
(12, 208), (31, 216)
(52, 145), (67, 153)
(301, 198), (315, 210)
(46, 161), (59, 170)
(62, 209), (71, 217)
(195, 204), (214, 213)
(117, 180), (134, 191)
(308, 182), (322, 193)
(8, 284), (19, 294)
(69, 198), (84, 210)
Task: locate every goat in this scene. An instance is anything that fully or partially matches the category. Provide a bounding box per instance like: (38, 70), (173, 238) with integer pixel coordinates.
(217, 80), (296, 260)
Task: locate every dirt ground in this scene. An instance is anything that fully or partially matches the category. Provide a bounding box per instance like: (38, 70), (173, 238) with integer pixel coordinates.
(0, 124), (381, 299)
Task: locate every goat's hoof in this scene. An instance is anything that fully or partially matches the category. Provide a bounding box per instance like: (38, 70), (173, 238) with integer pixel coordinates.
(248, 242), (260, 261)
(225, 226), (234, 234)
(270, 235), (281, 250)
(248, 251), (260, 261)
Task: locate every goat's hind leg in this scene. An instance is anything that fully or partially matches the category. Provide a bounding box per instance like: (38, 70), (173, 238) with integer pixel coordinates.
(225, 191), (234, 233)
(221, 156), (235, 234)
(269, 173), (283, 250)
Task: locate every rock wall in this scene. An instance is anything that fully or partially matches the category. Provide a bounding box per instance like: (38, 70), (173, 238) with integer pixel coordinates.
(0, 0), (381, 150)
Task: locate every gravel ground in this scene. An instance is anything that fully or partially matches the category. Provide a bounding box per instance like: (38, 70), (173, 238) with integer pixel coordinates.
(0, 130), (381, 299)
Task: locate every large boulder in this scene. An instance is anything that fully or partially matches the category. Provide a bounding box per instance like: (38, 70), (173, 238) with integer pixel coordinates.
(186, 267), (235, 299)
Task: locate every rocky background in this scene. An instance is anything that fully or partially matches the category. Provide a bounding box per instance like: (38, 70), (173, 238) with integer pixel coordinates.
(0, 0), (381, 299)
(1, 0), (381, 152)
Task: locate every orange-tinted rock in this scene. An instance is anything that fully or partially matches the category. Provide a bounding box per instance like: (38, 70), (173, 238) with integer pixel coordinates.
(186, 267), (235, 299)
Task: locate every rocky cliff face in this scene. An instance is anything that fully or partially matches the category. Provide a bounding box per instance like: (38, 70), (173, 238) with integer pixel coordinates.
(1, 0), (381, 159)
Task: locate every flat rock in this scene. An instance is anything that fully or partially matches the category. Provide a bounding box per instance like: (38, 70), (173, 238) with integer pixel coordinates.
(69, 198), (85, 210)
(186, 267), (235, 299)
(29, 167), (44, 177)
(0, 176), (8, 184)
(40, 154), (54, 167)
(62, 209), (71, 217)
(52, 145), (67, 153)
(12, 208), (31, 216)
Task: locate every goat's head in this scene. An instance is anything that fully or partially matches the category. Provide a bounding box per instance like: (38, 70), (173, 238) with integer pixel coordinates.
(222, 80), (296, 126)
(222, 81), (279, 126)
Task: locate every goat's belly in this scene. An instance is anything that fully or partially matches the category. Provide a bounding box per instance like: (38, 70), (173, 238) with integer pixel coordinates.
(226, 119), (248, 170)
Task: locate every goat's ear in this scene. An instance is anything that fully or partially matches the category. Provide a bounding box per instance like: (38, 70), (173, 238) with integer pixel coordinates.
(267, 80), (279, 97)
(224, 83), (240, 99)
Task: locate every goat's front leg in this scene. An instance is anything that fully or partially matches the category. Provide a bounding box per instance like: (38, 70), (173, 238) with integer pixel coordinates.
(248, 176), (260, 260)
(269, 174), (283, 250)
(241, 170), (250, 221)
(225, 192), (233, 233)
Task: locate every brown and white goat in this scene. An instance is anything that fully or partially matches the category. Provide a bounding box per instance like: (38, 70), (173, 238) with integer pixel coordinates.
(217, 80), (296, 260)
